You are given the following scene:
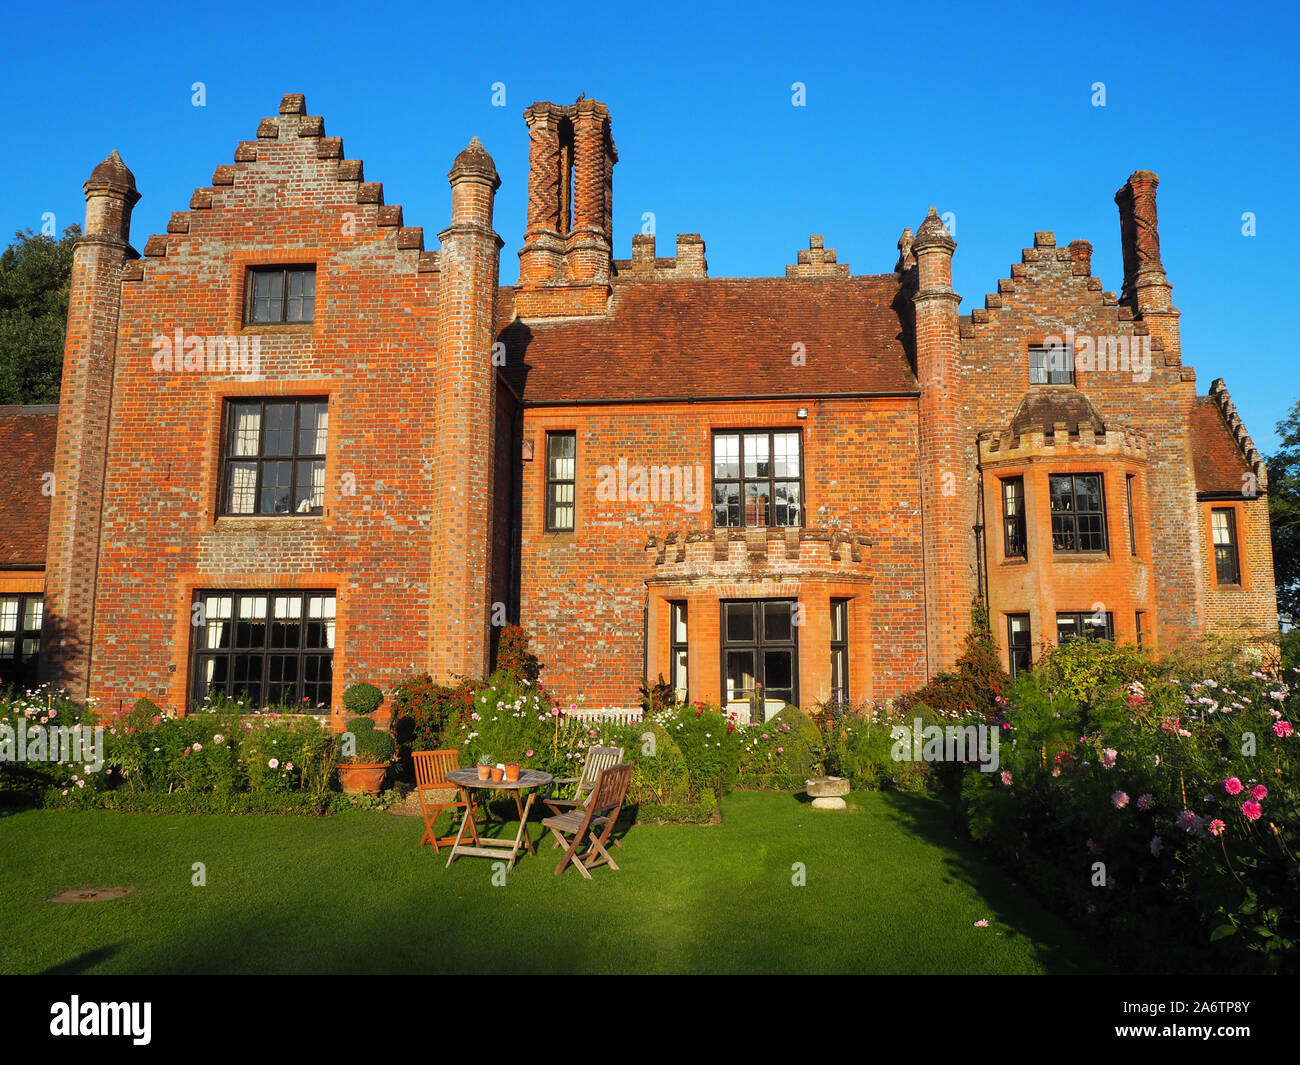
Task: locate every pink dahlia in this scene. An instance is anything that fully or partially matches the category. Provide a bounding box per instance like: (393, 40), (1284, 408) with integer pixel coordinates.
(1273, 720), (1294, 738)
(1208, 818), (1226, 836)
(1250, 784), (1268, 801)
(1223, 777), (1244, 795)
(1241, 801), (1263, 821)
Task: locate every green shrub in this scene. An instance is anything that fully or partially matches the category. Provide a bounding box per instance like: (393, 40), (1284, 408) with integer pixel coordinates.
(341, 719), (395, 765)
(736, 705), (820, 789)
(342, 682), (384, 717)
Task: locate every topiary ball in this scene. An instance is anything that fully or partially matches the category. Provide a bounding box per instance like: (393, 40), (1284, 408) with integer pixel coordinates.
(343, 682), (384, 717)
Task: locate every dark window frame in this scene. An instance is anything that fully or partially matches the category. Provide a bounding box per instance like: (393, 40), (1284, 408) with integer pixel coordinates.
(1001, 475), (1027, 559)
(1007, 613), (1031, 678)
(1126, 474), (1138, 556)
(1212, 507), (1241, 585)
(830, 598), (850, 705)
(0, 593), (42, 690)
(1050, 473), (1108, 554)
(1135, 610), (1146, 649)
(544, 431), (577, 532)
(711, 429), (805, 529)
(190, 589), (336, 709)
(720, 598), (800, 710)
(244, 265), (316, 325)
(669, 601), (688, 704)
(219, 397), (329, 517)
(1056, 611), (1114, 645)
(1029, 343), (1075, 386)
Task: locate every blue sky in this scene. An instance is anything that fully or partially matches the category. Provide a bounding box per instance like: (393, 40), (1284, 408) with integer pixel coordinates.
(3, 0), (1295, 448)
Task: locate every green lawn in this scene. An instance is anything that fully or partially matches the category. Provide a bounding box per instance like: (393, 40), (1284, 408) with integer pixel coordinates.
(0, 790), (1107, 974)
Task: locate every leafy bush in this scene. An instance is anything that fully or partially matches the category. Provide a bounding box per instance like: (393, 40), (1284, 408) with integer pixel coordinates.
(391, 674), (480, 752)
(496, 624), (541, 685)
(343, 682), (384, 717)
(735, 705), (820, 789)
(900, 627), (1010, 720)
(341, 717), (396, 765)
(959, 642), (1299, 974)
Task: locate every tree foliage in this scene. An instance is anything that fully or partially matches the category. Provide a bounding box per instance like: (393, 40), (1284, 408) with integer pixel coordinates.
(0, 226), (79, 405)
(1267, 398), (1300, 623)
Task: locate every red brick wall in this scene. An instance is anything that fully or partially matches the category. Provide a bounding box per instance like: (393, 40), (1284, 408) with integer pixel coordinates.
(517, 396), (926, 709)
(76, 97), (492, 715)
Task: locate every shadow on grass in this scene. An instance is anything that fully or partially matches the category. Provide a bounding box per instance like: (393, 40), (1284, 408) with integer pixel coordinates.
(41, 944), (123, 975)
(873, 790), (1114, 975)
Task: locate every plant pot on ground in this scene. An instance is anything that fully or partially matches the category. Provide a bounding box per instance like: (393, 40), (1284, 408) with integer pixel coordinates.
(337, 716), (396, 797)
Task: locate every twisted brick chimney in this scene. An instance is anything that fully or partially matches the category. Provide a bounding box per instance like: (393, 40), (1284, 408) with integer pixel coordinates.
(1115, 169), (1180, 362)
(516, 96), (616, 318)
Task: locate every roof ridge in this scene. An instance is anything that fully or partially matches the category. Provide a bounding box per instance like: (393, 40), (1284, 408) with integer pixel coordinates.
(1206, 378), (1268, 489)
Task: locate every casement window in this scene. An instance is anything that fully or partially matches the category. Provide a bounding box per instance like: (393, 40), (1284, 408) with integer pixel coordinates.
(0, 594), (42, 690)
(221, 398), (328, 516)
(1212, 508), (1241, 585)
(1007, 613), (1031, 678)
(545, 431), (576, 532)
(1135, 611), (1146, 649)
(1050, 473), (1107, 553)
(1029, 344), (1075, 386)
(1056, 611), (1113, 645)
(712, 430), (803, 529)
(670, 602), (688, 704)
(721, 599), (799, 713)
(245, 266), (316, 324)
(1126, 475), (1138, 556)
(830, 598), (850, 705)
(191, 591), (335, 708)
(1002, 476), (1026, 559)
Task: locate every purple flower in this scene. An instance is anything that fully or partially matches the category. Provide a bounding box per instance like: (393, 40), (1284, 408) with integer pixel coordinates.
(1111, 791), (1129, 809)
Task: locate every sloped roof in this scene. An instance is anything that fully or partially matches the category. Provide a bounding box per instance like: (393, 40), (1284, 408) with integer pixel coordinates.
(1008, 389), (1107, 436)
(1190, 397), (1251, 494)
(497, 275), (916, 403)
(0, 406), (58, 567)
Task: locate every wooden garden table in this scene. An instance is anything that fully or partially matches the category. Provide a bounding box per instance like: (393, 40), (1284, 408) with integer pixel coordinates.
(443, 768), (554, 872)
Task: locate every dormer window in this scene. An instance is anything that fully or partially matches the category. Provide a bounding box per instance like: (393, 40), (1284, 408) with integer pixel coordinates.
(1029, 344), (1074, 386)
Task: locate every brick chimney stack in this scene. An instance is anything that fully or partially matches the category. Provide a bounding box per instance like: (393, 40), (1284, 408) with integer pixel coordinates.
(42, 151), (140, 697)
(429, 137), (503, 682)
(912, 206), (972, 677)
(1115, 169), (1181, 362)
(515, 97), (616, 318)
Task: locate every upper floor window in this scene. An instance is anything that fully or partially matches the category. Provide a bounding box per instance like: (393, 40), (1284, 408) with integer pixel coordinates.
(545, 431), (576, 532)
(1029, 344), (1074, 386)
(713, 430), (802, 529)
(1001, 476), (1026, 558)
(1212, 508), (1241, 585)
(246, 266), (316, 324)
(1050, 473), (1107, 553)
(221, 398), (328, 516)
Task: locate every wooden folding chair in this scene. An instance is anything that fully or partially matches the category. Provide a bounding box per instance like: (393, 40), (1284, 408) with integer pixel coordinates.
(413, 749), (476, 853)
(542, 763), (633, 879)
(544, 745), (624, 816)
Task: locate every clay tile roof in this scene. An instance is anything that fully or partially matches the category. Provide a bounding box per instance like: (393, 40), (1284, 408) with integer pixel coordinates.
(1009, 389), (1107, 436)
(1190, 398), (1250, 494)
(0, 406), (58, 567)
(497, 275), (915, 403)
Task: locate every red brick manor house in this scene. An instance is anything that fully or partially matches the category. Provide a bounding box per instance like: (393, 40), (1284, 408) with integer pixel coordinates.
(0, 94), (1279, 720)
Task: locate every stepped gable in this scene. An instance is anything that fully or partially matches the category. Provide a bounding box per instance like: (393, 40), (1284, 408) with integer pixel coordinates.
(496, 274), (915, 403)
(0, 406), (58, 566)
(121, 93), (434, 285)
(1192, 380), (1268, 494)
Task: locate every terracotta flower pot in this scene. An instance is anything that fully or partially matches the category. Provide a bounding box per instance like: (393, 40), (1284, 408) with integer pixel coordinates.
(477, 764), (491, 781)
(504, 764), (520, 782)
(491, 767), (504, 782)
(338, 763), (387, 797)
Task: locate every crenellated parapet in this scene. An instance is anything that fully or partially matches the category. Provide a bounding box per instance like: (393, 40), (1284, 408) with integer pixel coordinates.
(645, 526), (871, 580)
(978, 422), (1148, 466)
